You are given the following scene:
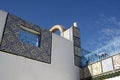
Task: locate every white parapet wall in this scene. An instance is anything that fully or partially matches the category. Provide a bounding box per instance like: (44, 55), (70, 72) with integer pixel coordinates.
(0, 34), (80, 80)
(0, 10), (8, 43)
(63, 27), (73, 42)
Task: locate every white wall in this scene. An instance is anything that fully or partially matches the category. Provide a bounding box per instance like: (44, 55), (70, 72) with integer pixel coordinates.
(63, 27), (73, 42)
(0, 34), (80, 80)
(0, 10), (8, 43)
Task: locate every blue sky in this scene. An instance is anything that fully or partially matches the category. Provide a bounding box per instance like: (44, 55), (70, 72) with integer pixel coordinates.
(0, 0), (120, 51)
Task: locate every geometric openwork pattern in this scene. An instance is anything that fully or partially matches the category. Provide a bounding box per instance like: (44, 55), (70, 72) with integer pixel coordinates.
(0, 14), (52, 63)
(92, 62), (102, 76)
(81, 53), (120, 79)
(102, 58), (113, 73)
(113, 54), (120, 69)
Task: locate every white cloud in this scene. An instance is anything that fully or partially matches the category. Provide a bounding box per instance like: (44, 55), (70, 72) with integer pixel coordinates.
(97, 16), (120, 48)
(101, 28), (120, 37)
(96, 15), (120, 27)
(85, 15), (120, 51)
(107, 17), (120, 26)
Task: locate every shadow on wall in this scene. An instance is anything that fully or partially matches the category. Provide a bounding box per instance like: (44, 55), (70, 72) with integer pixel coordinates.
(80, 67), (92, 80)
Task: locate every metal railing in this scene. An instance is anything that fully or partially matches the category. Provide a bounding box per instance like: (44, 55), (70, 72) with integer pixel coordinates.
(81, 39), (120, 67)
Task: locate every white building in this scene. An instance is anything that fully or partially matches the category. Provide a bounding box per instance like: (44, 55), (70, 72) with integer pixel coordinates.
(0, 10), (81, 80)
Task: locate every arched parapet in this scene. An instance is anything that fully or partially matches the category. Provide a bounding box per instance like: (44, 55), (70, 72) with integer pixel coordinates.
(50, 25), (65, 36)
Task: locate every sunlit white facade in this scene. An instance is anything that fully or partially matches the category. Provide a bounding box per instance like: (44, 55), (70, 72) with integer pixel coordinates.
(0, 10), (81, 80)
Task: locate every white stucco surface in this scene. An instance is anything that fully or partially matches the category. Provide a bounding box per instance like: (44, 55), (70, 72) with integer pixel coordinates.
(0, 10), (8, 43)
(63, 29), (70, 40)
(63, 27), (73, 42)
(0, 34), (80, 80)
